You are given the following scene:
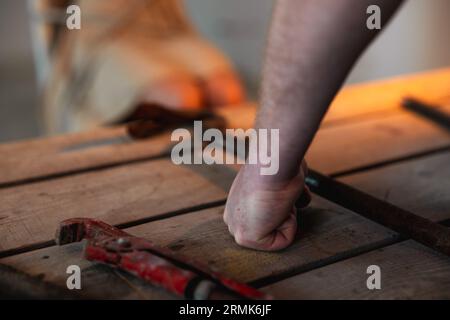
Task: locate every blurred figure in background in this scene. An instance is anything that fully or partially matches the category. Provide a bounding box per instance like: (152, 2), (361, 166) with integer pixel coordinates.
(29, 0), (244, 134)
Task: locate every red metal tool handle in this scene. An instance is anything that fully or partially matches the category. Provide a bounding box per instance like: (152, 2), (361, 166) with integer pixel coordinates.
(56, 218), (270, 300)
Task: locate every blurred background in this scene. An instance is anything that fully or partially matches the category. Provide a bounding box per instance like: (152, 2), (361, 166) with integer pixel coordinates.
(0, 0), (450, 142)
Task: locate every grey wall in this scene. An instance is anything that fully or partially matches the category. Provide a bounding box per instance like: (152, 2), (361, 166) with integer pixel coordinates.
(185, 0), (450, 92)
(0, 1), (34, 63)
(185, 0), (273, 94)
(348, 0), (450, 83)
(0, 0), (39, 142)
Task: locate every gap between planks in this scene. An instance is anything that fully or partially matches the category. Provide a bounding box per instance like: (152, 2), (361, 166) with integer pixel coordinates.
(2, 150), (448, 300)
(262, 236), (450, 299)
(1, 108), (450, 258)
(1, 145), (449, 259)
(252, 218), (450, 289)
(1, 74), (450, 188)
(1, 71), (450, 296)
(2, 103), (450, 189)
(0, 199), (226, 260)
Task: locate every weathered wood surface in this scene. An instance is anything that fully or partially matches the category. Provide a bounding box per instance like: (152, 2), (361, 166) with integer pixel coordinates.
(1, 197), (397, 299)
(0, 127), (173, 187)
(2, 104), (448, 188)
(2, 68), (450, 187)
(263, 151), (450, 299)
(1, 69), (449, 299)
(307, 105), (450, 174)
(0, 160), (233, 254)
(339, 151), (450, 222)
(1, 105), (449, 254)
(2, 244), (175, 299)
(217, 68), (450, 129)
(263, 240), (450, 299)
(322, 68), (450, 126)
(2, 151), (449, 299)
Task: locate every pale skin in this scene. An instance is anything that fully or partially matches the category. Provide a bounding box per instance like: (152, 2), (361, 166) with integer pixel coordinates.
(224, 0), (404, 251)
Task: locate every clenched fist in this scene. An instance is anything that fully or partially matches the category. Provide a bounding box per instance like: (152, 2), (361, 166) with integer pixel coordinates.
(224, 161), (310, 251)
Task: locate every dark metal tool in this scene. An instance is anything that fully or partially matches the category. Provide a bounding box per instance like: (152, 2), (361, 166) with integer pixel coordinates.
(56, 218), (270, 300)
(304, 169), (450, 256)
(403, 98), (450, 131)
(123, 102), (227, 139)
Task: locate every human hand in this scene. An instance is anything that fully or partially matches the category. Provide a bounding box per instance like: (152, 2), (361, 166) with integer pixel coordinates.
(223, 161), (310, 251)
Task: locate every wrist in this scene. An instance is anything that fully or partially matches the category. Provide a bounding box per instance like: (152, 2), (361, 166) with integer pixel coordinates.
(240, 163), (304, 192)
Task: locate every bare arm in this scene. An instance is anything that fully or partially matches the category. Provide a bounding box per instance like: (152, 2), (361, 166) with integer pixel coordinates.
(255, 0), (404, 183)
(224, 0), (403, 251)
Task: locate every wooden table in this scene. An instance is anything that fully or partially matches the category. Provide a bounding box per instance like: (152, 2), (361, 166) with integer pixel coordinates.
(1, 68), (450, 299)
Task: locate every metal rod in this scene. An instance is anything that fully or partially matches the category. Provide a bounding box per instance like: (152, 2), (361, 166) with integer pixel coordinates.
(403, 98), (450, 131)
(305, 169), (450, 257)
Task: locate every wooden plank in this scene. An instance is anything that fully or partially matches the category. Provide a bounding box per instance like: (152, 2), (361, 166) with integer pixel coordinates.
(0, 127), (127, 157)
(0, 159), (233, 254)
(3, 152), (450, 299)
(0, 127), (174, 186)
(323, 68), (450, 126)
(0, 69), (450, 298)
(2, 68), (449, 187)
(263, 240), (450, 299)
(217, 68), (450, 129)
(0, 196), (397, 299)
(1, 108), (449, 254)
(307, 105), (450, 174)
(262, 151), (450, 299)
(2, 243), (175, 299)
(3, 105), (448, 187)
(338, 151), (450, 222)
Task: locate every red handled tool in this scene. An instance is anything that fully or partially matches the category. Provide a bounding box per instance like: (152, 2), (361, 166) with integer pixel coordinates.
(56, 218), (270, 300)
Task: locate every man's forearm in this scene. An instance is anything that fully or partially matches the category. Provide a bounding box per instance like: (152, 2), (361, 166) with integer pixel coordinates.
(254, 0), (403, 182)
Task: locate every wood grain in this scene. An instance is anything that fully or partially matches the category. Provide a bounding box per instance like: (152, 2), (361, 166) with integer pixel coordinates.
(2, 243), (175, 299)
(3, 152), (450, 299)
(0, 127), (174, 186)
(1, 109), (449, 254)
(307, 106), (450, 174)
(0, 196), (397, 299)
(1, 69), (450, 299)
(0, 159), (234, 253)
(263, 240), (450, 299)
(263, 152), (450, 299)
(323, 68), (450, 126)
(3, 68), (450, 187)
(217, 68), (450, 129)
(3, 105), (448, 187)
(338, 151), (450, 222)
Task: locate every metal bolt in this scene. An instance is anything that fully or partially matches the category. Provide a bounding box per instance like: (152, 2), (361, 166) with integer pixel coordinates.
(117, 237), (130, 247)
